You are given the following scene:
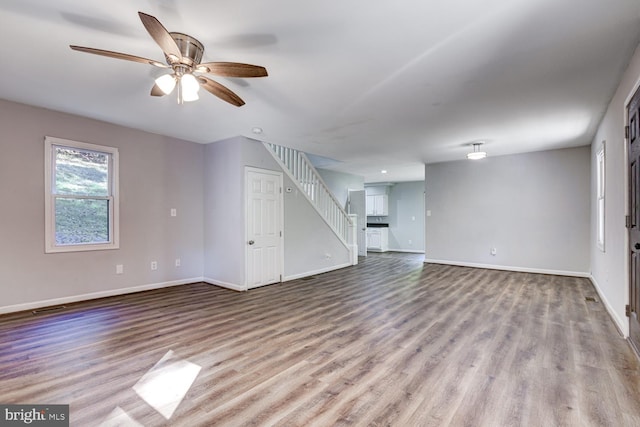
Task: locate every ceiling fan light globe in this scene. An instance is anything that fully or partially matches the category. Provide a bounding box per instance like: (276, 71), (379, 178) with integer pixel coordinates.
(155, 74), (177, 95)
(181, 73), (200, 97)
(182, 90), (200, 102)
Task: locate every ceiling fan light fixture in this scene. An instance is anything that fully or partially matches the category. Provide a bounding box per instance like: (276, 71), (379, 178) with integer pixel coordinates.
(70, 12), (267, 107)
(467, 143), (487, 160)
(180, 73), (200, 102)
(155, 73), (177, 95)
(181, 89), (199, 102)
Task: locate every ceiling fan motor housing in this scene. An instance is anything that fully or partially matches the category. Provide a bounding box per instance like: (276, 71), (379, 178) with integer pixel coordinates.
(168, 32), (204, 67)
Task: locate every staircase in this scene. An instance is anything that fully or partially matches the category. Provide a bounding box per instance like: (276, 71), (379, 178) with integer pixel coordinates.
(264, 142), (357, 263)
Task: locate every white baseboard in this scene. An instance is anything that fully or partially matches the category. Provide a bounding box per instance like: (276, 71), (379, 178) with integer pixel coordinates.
(284, 262), (352, 281)
(0, 277), (203, 315)
(205, 263), (353, 288)
(589, 274), (628, 338)
(424, 258), (590, 278)
(202, 277), (245, 292)
(387, 248), (426, 254)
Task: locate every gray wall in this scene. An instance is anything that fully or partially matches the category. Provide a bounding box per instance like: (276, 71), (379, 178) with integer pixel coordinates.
(425, 146), (590, 275)
(0, 104), (354, 311)
(590, 43), (640, 336)
(387, 182), (425, 252)
(203, 137), (245, 287)
(282, 182), (352, 279)
(317, 168), (365, 209)
(0, 99), (204, 312)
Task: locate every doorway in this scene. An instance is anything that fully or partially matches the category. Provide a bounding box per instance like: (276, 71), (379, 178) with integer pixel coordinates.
(245, 167), (283, 289)
(348, 190), (367, 257)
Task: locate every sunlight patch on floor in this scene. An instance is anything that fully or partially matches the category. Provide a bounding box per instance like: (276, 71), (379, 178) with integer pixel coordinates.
(99, 406), (143, 427)
(132, 350), (202, 420)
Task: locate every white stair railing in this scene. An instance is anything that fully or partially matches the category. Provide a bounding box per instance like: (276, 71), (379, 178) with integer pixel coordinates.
(264, 142), (355, 253)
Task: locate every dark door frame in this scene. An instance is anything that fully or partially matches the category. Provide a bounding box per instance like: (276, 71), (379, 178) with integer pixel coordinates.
(626, 82), (640, 356)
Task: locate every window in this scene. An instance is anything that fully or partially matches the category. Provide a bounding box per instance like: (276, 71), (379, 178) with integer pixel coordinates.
(596, 142), (605, 252)
(45, 136), (119, 253)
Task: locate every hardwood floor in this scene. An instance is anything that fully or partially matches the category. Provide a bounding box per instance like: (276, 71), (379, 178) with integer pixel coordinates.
(1, 253), (639, 426)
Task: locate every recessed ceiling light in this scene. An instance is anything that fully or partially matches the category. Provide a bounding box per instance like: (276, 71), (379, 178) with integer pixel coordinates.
(381, 170), (388, 174)
(252, 127), (263, 134)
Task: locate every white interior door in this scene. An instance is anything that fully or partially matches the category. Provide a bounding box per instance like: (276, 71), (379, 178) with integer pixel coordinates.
(348, 190), (367, 257)
(246, 168), (283, 289)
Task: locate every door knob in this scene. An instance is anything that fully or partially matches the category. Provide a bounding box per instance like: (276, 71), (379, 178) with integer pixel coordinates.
(248, 240), (255, 245)
(635, 243), (640, 250)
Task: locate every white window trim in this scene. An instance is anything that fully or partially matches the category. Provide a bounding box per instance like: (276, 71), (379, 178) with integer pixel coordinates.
(44, 136), (119, 253)
(596, 141), (605, 252)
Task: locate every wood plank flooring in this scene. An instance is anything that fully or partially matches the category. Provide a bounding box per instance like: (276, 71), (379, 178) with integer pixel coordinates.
(1, 253), (639, 426)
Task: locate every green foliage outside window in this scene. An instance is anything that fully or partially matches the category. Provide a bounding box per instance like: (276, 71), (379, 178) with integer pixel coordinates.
(53, 146), (110, 245)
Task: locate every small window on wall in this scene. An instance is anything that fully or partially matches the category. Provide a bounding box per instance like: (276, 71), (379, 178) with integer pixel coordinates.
(596, 142), (605, 252)
(44, 136), (119, 253)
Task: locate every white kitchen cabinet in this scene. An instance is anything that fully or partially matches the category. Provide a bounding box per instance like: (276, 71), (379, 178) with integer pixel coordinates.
(366, 194), (388, 216)
(366, 195), (374, 215)
(366, 228), (388, 252)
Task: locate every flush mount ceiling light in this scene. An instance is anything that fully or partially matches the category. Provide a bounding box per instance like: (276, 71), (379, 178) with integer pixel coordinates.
(70, 12), (268, 106)
(467, 142), (487, 160)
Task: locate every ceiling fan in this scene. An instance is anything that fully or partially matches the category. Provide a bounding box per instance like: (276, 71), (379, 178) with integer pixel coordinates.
(70, 12), (268, 106)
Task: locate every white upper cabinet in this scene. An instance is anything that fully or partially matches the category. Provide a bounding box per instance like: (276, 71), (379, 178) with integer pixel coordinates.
(366, 194), (388, 216)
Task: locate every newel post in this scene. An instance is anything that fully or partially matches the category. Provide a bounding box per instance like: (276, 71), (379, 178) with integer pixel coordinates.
(348, 214), (358, 265)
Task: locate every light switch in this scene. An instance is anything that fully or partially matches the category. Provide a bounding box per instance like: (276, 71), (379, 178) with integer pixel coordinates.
(170, 208), (177, 217)
(426, 210), (432, 217)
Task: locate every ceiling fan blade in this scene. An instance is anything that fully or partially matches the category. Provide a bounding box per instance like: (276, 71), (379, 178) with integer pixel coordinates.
(138, 12), (182, 61)
(197, 62), (268, 78)
(199, 77), (245, 107)
(70, 45), (168, 68)
(150, 84), (166, 97)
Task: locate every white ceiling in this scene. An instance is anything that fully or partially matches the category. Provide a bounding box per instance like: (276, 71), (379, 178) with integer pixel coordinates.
(1, 0), (639, 183)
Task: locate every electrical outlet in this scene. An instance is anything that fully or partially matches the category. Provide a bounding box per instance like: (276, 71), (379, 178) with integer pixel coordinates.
(151, 261), (158, 271)
(116, 264), (124, 274)
(170, 208), (177, 217)
(491, 247), (497, 256)
(408, 240), (412, 245)
(175, 258), (181, 267)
